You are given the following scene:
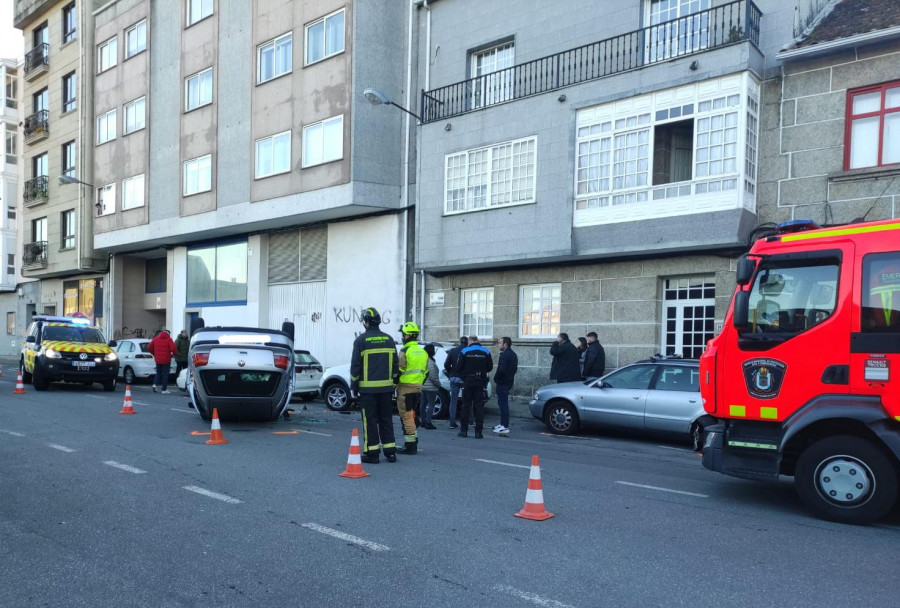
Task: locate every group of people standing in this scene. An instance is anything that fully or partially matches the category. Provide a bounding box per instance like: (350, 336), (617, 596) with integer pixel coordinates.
(550, 331), (606, 383)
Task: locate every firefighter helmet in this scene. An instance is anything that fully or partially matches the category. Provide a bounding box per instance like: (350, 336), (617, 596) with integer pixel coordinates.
(400, 321), (420, 336)
(361, 307), (381, 326)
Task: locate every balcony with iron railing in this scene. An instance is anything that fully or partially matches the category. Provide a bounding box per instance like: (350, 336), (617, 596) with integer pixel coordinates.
(421, 0), (761, 123)
(23, 241), (48, 269)
(24, 175), (48, 206)
(24, 43), (49, 80)
(24, 109), (49, 143)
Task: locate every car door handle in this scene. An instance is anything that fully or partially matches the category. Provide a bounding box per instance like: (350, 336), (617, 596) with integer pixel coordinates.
(632, 396), (641, 400)
(688, 399), (698, 403)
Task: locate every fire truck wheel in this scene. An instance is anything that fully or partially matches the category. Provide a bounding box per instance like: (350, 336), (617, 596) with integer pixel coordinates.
(795, 436), (898, 525)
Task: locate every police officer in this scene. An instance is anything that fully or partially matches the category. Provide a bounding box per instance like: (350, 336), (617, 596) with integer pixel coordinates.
(456, 335), (493, 438)
(396, 322), (427, 455)
(350, 308), (399, 463)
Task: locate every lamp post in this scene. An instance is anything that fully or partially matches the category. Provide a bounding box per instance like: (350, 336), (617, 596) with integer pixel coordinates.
(58, 175), (99, 215)
(363, 88), (421, 123)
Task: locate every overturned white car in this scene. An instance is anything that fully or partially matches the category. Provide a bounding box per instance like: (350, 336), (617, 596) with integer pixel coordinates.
(185, 318), (296, 422)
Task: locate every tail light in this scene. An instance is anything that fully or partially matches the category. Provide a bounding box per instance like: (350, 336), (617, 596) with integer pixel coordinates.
(274, 355), (289, 370)
(192, 353), (210, 367)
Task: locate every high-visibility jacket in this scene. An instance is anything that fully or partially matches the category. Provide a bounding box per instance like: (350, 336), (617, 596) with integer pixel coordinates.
(398, 341), (428, 386)
(350, 327), (399, 394)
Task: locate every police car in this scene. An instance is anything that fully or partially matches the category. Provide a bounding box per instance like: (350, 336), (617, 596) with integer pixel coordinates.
(20, 316), (120, 391)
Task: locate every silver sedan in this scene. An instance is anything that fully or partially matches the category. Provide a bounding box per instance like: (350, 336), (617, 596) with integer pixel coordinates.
(529, 359), (710, 450)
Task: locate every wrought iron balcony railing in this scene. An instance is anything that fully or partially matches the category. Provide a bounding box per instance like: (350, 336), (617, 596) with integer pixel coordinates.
(24, 109), (49, 141)
(23, 241), (48, 268)
(24, 175), (49, 205)
(24, 43), (49, 76)
(421, 0), (761, 123)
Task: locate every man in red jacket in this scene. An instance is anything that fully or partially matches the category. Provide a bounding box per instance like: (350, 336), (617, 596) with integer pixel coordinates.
(147, 329), (177, 394)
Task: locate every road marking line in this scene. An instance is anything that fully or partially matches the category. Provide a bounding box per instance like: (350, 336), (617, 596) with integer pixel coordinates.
(495, 585), (577, 608)
(132, 401), (149, 406)
(104, 461), (147, 474)
(298, 429), (332, 437)
(183, 486), (242, 504)
(171, 408), (196, 414)
(540, 432), (592, 441)
(47, 444), (76, 453)
(616, 481), (708, 498)
(0, 429), (26, 437)
(83, 394), (106, 399)
(475, 458), (531, 470)
(657, 445), (693, 452)
(299, 522), (390, 552)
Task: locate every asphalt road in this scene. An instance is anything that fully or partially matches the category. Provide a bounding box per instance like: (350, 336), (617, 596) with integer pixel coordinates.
(1, 374), (898, 608)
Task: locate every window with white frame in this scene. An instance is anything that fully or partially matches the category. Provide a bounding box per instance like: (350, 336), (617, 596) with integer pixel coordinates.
(185, 68), (213, 111)
(305, 9), (344, 65)
(183, 154), (212, 195)
(472, 41), (514, 108)
(662, 275), (715, 359)
(61, 210), (75, 249)
(5, 128), (16, 165)
(98, 36), (117, 72)
(96, 109), (116, 144)
(256, 131), (291, 178)
(125, 20), (147, 58)
(519, 283), (561, 338)
(302, 115), (343, 167)
(124, 97), (146, 134)
(461, 288), (494, 338)
(647, 0), (711, 62)
(258, 32), (292, 84)
(96, 184), (115, 216)
(445, 137), (536, 214)
(122, 174), (145, 210)
(187, 0), (213, 26)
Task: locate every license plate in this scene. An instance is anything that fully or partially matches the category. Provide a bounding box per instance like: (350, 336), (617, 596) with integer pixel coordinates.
(72, 361), (96, 367)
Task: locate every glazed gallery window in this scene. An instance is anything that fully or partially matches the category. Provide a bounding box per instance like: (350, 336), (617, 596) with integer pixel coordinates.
(186, 241), (248, 305)
(519, 283), (561, 338)
(124, 97), (146, 134)
(98, 36), (117, 72)
(461, 288), (494, 339)
(183, 155), (212, 195)
(305, 9), (344, 65)
(187, 0), (213, 26)
(125, 20), (147, 58)
(255, 131), (291, 178)
(185, 68), (213, 111)
(62, 71), (76, 112)
(96, 184), (115, 216)
(445, 137), (536, 214)
(61, 210), (75, 249)
(96, 109), (116, 144)
(302, 115), (343, 167)
(122, 174), (145, 210)
(258, 32), (292, 84)
(846, 82), (900, 170)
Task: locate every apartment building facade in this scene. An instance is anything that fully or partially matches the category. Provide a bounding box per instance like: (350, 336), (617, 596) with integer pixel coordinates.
(92, 0), (413, 365)
(14, 0), (108, 331)
(1, 59), (20, 296)
(414, 0), (804, 395)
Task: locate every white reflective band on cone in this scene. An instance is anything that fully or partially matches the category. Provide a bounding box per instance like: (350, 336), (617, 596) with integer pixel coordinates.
(348, 454), (361, 464)
(525, 488), (544, 504)
(529, 466), (541, 480)
(211, 418), (221, 430)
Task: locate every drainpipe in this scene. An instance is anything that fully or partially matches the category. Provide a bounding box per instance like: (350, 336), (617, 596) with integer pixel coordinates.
(423, 0), (431, 91)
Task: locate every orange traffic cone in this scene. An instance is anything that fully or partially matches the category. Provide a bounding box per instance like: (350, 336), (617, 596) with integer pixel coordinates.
(338, 428), (370, 479)
(514, 455), (555, 521)
(119, 385), (136, 414)
(206, 408), (228, 445)
(13, 371), (26, 395)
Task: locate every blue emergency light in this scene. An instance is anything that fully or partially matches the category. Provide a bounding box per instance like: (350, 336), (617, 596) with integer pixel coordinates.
(774, 219), (821, 235)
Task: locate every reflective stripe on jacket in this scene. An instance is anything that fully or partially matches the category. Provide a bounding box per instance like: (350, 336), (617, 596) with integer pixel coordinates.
(350, 328), (399, 393)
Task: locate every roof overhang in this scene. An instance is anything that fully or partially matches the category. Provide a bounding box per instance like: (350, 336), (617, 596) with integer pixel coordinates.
(777, 25), (900, 61)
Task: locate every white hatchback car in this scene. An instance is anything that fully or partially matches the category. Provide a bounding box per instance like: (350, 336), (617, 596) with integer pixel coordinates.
(115, 338), (177, 385)
(292, 350), (323, 402)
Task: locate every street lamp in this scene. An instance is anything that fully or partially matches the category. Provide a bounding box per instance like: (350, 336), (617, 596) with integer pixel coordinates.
(58, 175), (99, 215)
(363, 87), (421, 122)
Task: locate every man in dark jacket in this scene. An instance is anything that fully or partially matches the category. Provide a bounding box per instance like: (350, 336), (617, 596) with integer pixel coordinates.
(549, 332), (581, 383)
(582, 331), (606, 381)
(442, 336), (468, 429)
(492, 337), (517, 436)
(174, 329), (190, 378)
(350, 307), (399, 463)
(455, 336), (493, 438)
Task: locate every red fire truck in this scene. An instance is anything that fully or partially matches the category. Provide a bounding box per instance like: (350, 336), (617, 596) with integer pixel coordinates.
(700, 218), (900, 524)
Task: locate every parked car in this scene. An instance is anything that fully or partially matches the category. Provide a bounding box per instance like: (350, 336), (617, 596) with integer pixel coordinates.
(320, 341), (490, 417)
(292, 350), (323, 401)
(185, 318), (296, 422)
(529, 356), (714, 450)
(115, 338), (177, 384)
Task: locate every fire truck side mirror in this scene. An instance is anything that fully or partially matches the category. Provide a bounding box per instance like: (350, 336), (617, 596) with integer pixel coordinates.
(736, 257), (755, 286)
(733, 290), (750, 330)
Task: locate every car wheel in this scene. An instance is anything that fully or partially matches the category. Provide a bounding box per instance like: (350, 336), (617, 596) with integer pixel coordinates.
(324, 381), (351, 411)
(102, 378), (117, 392)
(794, 435), (898, 525)
(431, 389), (451, 419)
(300, 393), (316, 402)
(20, 359), (32, 384)
(544, 399), (580, 435)
(123, 366), (136, 385)
(32, 365), (49, 391)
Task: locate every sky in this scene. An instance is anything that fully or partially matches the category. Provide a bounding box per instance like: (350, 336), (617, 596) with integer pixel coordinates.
(1, 0), (24, 61)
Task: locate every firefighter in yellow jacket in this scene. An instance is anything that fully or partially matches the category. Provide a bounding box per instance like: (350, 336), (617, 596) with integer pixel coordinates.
(397, 321), (428, 455)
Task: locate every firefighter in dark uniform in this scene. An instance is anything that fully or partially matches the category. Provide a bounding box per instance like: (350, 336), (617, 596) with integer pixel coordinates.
(397, 322), (428, 455)
(350, 308), (399, 463)
(456, 336), (493, 438)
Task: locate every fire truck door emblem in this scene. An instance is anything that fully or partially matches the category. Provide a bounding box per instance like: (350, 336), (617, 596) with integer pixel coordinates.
(742, 358), (787, 400)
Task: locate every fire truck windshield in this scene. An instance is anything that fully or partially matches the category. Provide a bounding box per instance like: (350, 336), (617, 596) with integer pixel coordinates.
(742, 261), (839, 338)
